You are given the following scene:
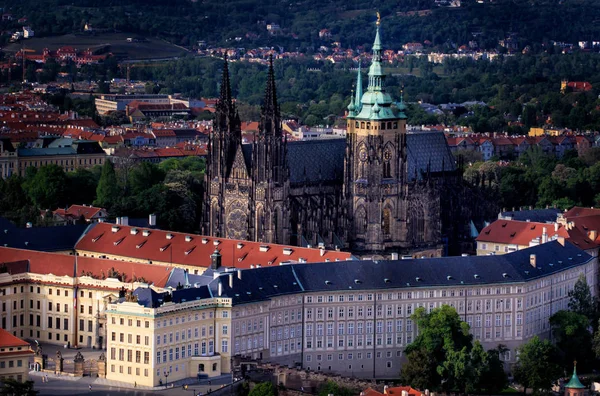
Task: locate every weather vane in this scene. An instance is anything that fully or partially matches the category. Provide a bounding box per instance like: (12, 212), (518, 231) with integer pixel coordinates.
(376, 12), (381, 26)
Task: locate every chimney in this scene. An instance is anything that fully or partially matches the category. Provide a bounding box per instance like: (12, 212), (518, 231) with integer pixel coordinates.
(210, 249), (222, 270)
(229, 273), (233, 288)
(542, 227), (548, 243)
(554, 222), (559, 232)
(384, 386), (389, 395)
(120, 216), (129, 226)
(590, 230), (598, 241)
(391, 252), (399, 260)
(529, 254), (537, 268)
(237, 269), (242, 280)
(149, 213), (157, 227)
(402, 391), (408, 396)
(557, 236), (566, 246)
(218, 281), (222, 297)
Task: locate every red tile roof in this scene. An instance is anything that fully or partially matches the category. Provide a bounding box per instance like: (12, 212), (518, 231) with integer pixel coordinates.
(75, 223), (352, 269)
(477, 220), (570, 246)
(54, 204), (105, 221)
(0, 247), (173, 287)
(564, 207), (600, 219)
(362, 387), (423, 396)
(0, 328), (30, 348)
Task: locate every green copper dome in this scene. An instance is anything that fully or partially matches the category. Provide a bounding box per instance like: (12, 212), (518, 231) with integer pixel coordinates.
(565, 363), (585, 389)
(353, 15), (405, 121)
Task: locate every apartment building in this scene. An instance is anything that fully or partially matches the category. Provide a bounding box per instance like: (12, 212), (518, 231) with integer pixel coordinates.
(0, 328), (33, 383)
(103, 239), (596, 384)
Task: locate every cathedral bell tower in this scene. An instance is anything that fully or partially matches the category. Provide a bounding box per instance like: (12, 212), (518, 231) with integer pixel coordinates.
(345, 15), (409, 251)
(203, 55), (242, 238)
(250, 55), (290, 244)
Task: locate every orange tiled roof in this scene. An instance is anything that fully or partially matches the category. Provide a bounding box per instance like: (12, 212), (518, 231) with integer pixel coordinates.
(75, 223), (352, 269)
(477, 220), (570, 245)
(0, 328), (30, 348)
(0, 247), (174, 287)
(362, 387), (423, 396)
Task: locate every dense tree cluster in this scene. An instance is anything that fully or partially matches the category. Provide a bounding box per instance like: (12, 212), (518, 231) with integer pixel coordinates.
(399, 305), (508, 394)
(463, 148), (600, 212)
(0, 157), (205, 233)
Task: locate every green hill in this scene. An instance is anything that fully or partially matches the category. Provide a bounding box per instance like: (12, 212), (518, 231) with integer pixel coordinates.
(3, 0), (600, 51)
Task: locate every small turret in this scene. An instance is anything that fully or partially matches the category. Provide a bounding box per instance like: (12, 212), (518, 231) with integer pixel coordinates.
(210, 249), (222, 270)
(347, 89), (356, 117)
(564, 361), (585, 396)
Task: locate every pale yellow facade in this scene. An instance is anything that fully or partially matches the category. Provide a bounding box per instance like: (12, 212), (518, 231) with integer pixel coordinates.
(0, 346), (33, 383)
(0, 271), (151, 349)
(105, 296), (232, 387)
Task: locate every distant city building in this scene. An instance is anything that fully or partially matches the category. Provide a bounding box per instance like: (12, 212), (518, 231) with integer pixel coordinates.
(22, 26), (34, 38)
(561, 80), (593, 93)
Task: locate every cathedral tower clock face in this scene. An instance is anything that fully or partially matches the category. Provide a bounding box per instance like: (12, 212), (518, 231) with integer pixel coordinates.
(384, 149), (392, 161)
(359, 148), (367, 161)
(226, 201), (247, 239)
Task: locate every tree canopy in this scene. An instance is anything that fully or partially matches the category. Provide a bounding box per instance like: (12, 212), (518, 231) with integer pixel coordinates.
(513, 336), (562, 395)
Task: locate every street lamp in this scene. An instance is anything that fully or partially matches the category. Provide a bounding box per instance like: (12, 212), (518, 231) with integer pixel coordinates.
(164, 369), (170, 388)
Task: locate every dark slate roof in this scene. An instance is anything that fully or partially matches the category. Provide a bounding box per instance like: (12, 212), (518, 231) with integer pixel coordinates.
(406, 131), (456, 180)
(165, 268), (214, 289)
(240, 132), (454, 184)
(18, 147), (76, 156)
(500, 208), (562, 223)
(133, 288), (164, 308)
(133, 284), (212, 308)
(211, 241), (591, 305)
(170, 285), (213, 303)
(0, 223), (88, 252)
(286, 139), (346, 184)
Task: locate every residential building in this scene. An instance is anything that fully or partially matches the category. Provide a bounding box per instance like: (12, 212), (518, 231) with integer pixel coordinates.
(50, 204), (108, 225)
(95, 94), (170, 115)
(15, 139), (106, 177)
(0, 328), (33, 383)
(476, 208), (600, 256)
(0, 137), (17, 178)
(561, 80), (593, 93)
(126, 102), (191, 122)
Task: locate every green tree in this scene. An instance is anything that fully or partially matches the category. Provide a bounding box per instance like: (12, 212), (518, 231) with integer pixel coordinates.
(23, 165), (68, 209)
(513, 336), (562, 395)
(249, 382), (277, 396)
(128, 162), (165, 195)
(400, 348), (439, 391)
(67, 168), (100, 205)
(550, 310), (594, 373)
(317, 380), (353, 396)
(568, 274), (597, 326)
(401, 305), (473, 391)
(0, 378), (38, 396)
(94, 160), (120, 209)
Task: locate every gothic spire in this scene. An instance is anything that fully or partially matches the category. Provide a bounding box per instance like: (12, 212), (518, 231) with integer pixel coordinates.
(367, 15), (385, 92)
(218, 54), (233, 110)
(263, 54), (279, 116)
(354, 61), (363, 113)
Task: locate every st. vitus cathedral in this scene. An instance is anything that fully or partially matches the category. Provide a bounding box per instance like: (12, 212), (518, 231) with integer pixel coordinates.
(203, 21), (467, 255)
